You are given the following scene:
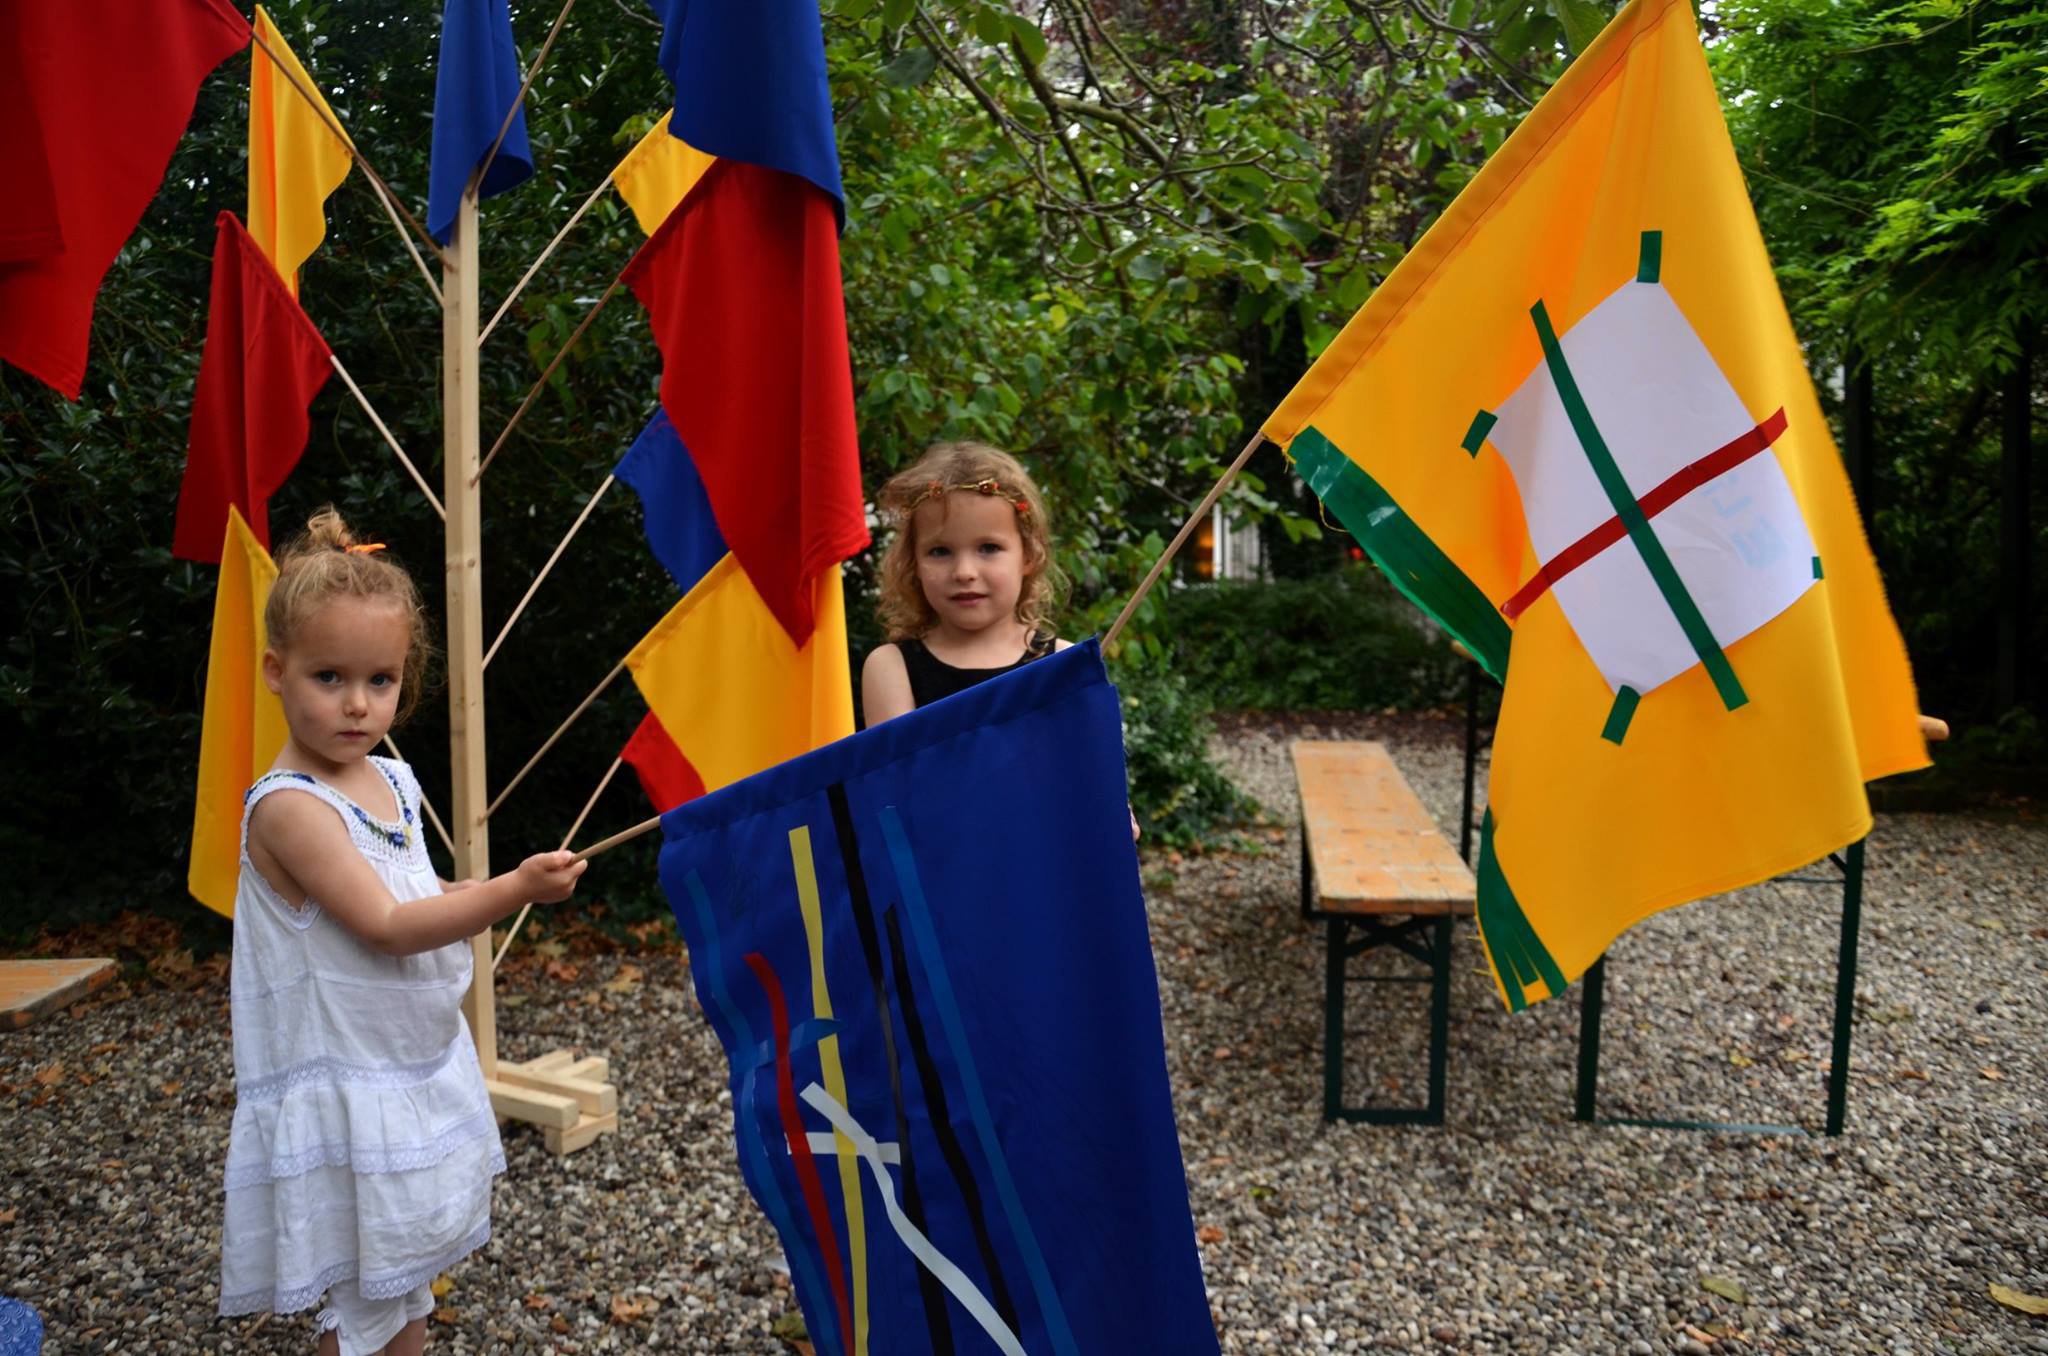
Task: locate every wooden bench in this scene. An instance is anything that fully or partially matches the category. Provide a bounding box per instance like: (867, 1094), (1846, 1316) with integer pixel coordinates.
(1292, 741), (1475, 1124)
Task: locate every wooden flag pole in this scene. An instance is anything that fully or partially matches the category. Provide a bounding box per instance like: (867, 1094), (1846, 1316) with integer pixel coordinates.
(478, 171), (614, 347)
(442, 169), (619, 1154)
(564, 433), (1273, 868)
(1102, 430), (1266, 651)
(572, 810), (660, 862)
(442, 182), (495, 1081)
(493, 752), (621, 972)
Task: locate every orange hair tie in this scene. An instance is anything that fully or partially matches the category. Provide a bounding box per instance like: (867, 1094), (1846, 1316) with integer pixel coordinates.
(344, 542), (387, 555)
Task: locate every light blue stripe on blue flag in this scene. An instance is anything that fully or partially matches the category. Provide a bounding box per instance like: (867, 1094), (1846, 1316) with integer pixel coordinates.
(427, 0), (535, 244)
(656, 643), (1220, 1354)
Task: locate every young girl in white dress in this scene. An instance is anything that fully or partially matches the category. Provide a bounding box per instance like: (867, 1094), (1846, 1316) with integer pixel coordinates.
(218, 509), (586, 1356)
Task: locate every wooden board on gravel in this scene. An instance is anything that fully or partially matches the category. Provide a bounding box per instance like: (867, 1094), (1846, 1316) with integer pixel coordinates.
(1, 959), (116, 1030)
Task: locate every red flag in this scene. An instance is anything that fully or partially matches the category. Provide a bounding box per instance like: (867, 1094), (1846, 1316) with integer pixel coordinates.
(0, 0), (248, 398)
(173, 213), (333, 563)
(621, 159), (868, 646)
(621, 710), (706, 814)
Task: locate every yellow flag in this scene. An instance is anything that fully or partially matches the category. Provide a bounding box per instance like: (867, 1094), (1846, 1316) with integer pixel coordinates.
(612, 110), (718, 237)
(248, 6), (352, 296)
(189, 508), (289, 918)
(1264, 0), (1925, 1008)
(626, 559), (853, 794)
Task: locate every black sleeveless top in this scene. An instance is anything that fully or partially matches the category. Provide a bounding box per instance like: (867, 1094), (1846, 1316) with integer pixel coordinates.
(896, 631), (1057, 709)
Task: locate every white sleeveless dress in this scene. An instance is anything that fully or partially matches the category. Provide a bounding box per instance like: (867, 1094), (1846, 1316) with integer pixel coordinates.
(218, 756), (505, 1319)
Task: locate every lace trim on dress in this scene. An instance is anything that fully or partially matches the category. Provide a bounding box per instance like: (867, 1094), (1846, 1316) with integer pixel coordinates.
(217, 1212), (497, 1317)
(241, 760), (428, 872)
(222, 1102), (501, 1191)
(234, 1033), (464, 1104)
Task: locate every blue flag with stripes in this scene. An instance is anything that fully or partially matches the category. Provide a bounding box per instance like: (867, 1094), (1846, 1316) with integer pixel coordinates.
(657, 641), (1217, 1356)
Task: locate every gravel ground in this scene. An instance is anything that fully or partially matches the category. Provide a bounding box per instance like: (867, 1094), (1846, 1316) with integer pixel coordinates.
(4, 712), (2044, 1354)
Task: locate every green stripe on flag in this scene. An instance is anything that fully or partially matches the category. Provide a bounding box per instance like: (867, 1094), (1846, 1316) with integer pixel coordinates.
(1636, 231), (1662, 283)
(1529, 300), (1749, 712)
(1461, 410), (1497, 457)
(1292, 426), (1512, 683)
(1601, 685), (1640, 744)
(1475, 810), (1564, 1012)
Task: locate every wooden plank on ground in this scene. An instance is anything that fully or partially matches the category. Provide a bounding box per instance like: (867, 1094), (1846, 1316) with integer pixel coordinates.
(484, 1077), (579, 1129)
(1292, 740), (1476, 916)
(545, 1110), (618, 1155)
(1, 959), (116, 1030)
(497, 1063), (617, 1117)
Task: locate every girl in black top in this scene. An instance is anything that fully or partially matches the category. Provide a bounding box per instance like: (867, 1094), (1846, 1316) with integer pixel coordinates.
(861, 441), (1070, 725)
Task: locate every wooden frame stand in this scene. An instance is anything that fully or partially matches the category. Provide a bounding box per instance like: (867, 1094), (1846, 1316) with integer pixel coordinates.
(443, 181), (618, 1156)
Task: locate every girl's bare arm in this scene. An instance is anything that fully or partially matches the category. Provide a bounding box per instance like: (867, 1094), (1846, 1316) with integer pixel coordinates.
(248, 792), (584, 956)
(861, 644), (915, 727)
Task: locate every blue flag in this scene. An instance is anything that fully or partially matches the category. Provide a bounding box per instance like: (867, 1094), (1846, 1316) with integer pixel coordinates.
(645, 0), (844, 218)
(658, 643), (1218, 1356)
(426, 0), (534, 244)
(613, 408), (726, 596)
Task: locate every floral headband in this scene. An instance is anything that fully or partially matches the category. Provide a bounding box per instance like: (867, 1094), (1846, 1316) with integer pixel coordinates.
(909, 477), (1031, 517)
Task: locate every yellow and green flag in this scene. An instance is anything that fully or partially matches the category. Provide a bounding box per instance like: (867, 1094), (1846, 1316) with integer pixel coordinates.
(247, 5), (352, 295)
(188, 507), (288, 917)
(1265, 0), (1926, 1008)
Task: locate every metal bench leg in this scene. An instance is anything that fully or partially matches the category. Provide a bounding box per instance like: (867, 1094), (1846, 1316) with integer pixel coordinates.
(1323, 917), (1346, 1120)
(1424, 916), (1452, 1124)
(1825, 837), (1866, 1136)
(1575, 955), (1606, 1122)
(1300, 815), (1313, 921)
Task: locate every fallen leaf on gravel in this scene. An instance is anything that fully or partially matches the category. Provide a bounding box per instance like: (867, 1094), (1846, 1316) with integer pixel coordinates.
(33, 1063), (63, 1086)
(1701, 1275), (1750, 1303)
(550, 1315), (569, 1333)
(1898, 1068), (1929, 1080)
(432, 1307), (458, 1325)
(159, 1082), (182, 1096)
(1213, 1047), (1233, 1060)
(1990, 1283), (2048, 1315)
(534, 940), (568, 959)
(430, 1275), (453, 1298)
(1197, 1225), (1224, 1245)
(0, 1209), (16, 1225)
(770, 1311), (809, 1342)
(1728, 1052), (1754, 1068)
(1683, 1322), (1719, 1344)
(545, 959), (581, 983)
(610, 1294), (659, 1323)
(1778, 1049), (1807, 1063)
(1979, 1067), (2004, 1081)
(88, 1042), (121, 1056)
(523, 1294), (549, 1310)
(604, 965), (644, 994)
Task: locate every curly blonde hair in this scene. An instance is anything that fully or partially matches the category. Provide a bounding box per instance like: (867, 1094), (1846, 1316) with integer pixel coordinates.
(875, 442), (1067, 642)
(265, 507), (435, 723)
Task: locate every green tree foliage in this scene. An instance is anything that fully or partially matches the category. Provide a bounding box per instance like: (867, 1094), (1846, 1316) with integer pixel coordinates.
(3, 0), (1575, 931)
(1712, 0), (2045, 732)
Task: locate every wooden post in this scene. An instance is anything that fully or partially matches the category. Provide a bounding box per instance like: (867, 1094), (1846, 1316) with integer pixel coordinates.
(443, 177), (619, 1154)
(443, 185), (496, 1080)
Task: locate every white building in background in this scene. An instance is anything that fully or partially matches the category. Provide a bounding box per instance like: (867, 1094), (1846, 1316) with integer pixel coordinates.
(1191, 501), (1265, 582)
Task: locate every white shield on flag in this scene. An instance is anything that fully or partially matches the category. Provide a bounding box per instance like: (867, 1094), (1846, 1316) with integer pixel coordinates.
(1488, 276), (1816, 700)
